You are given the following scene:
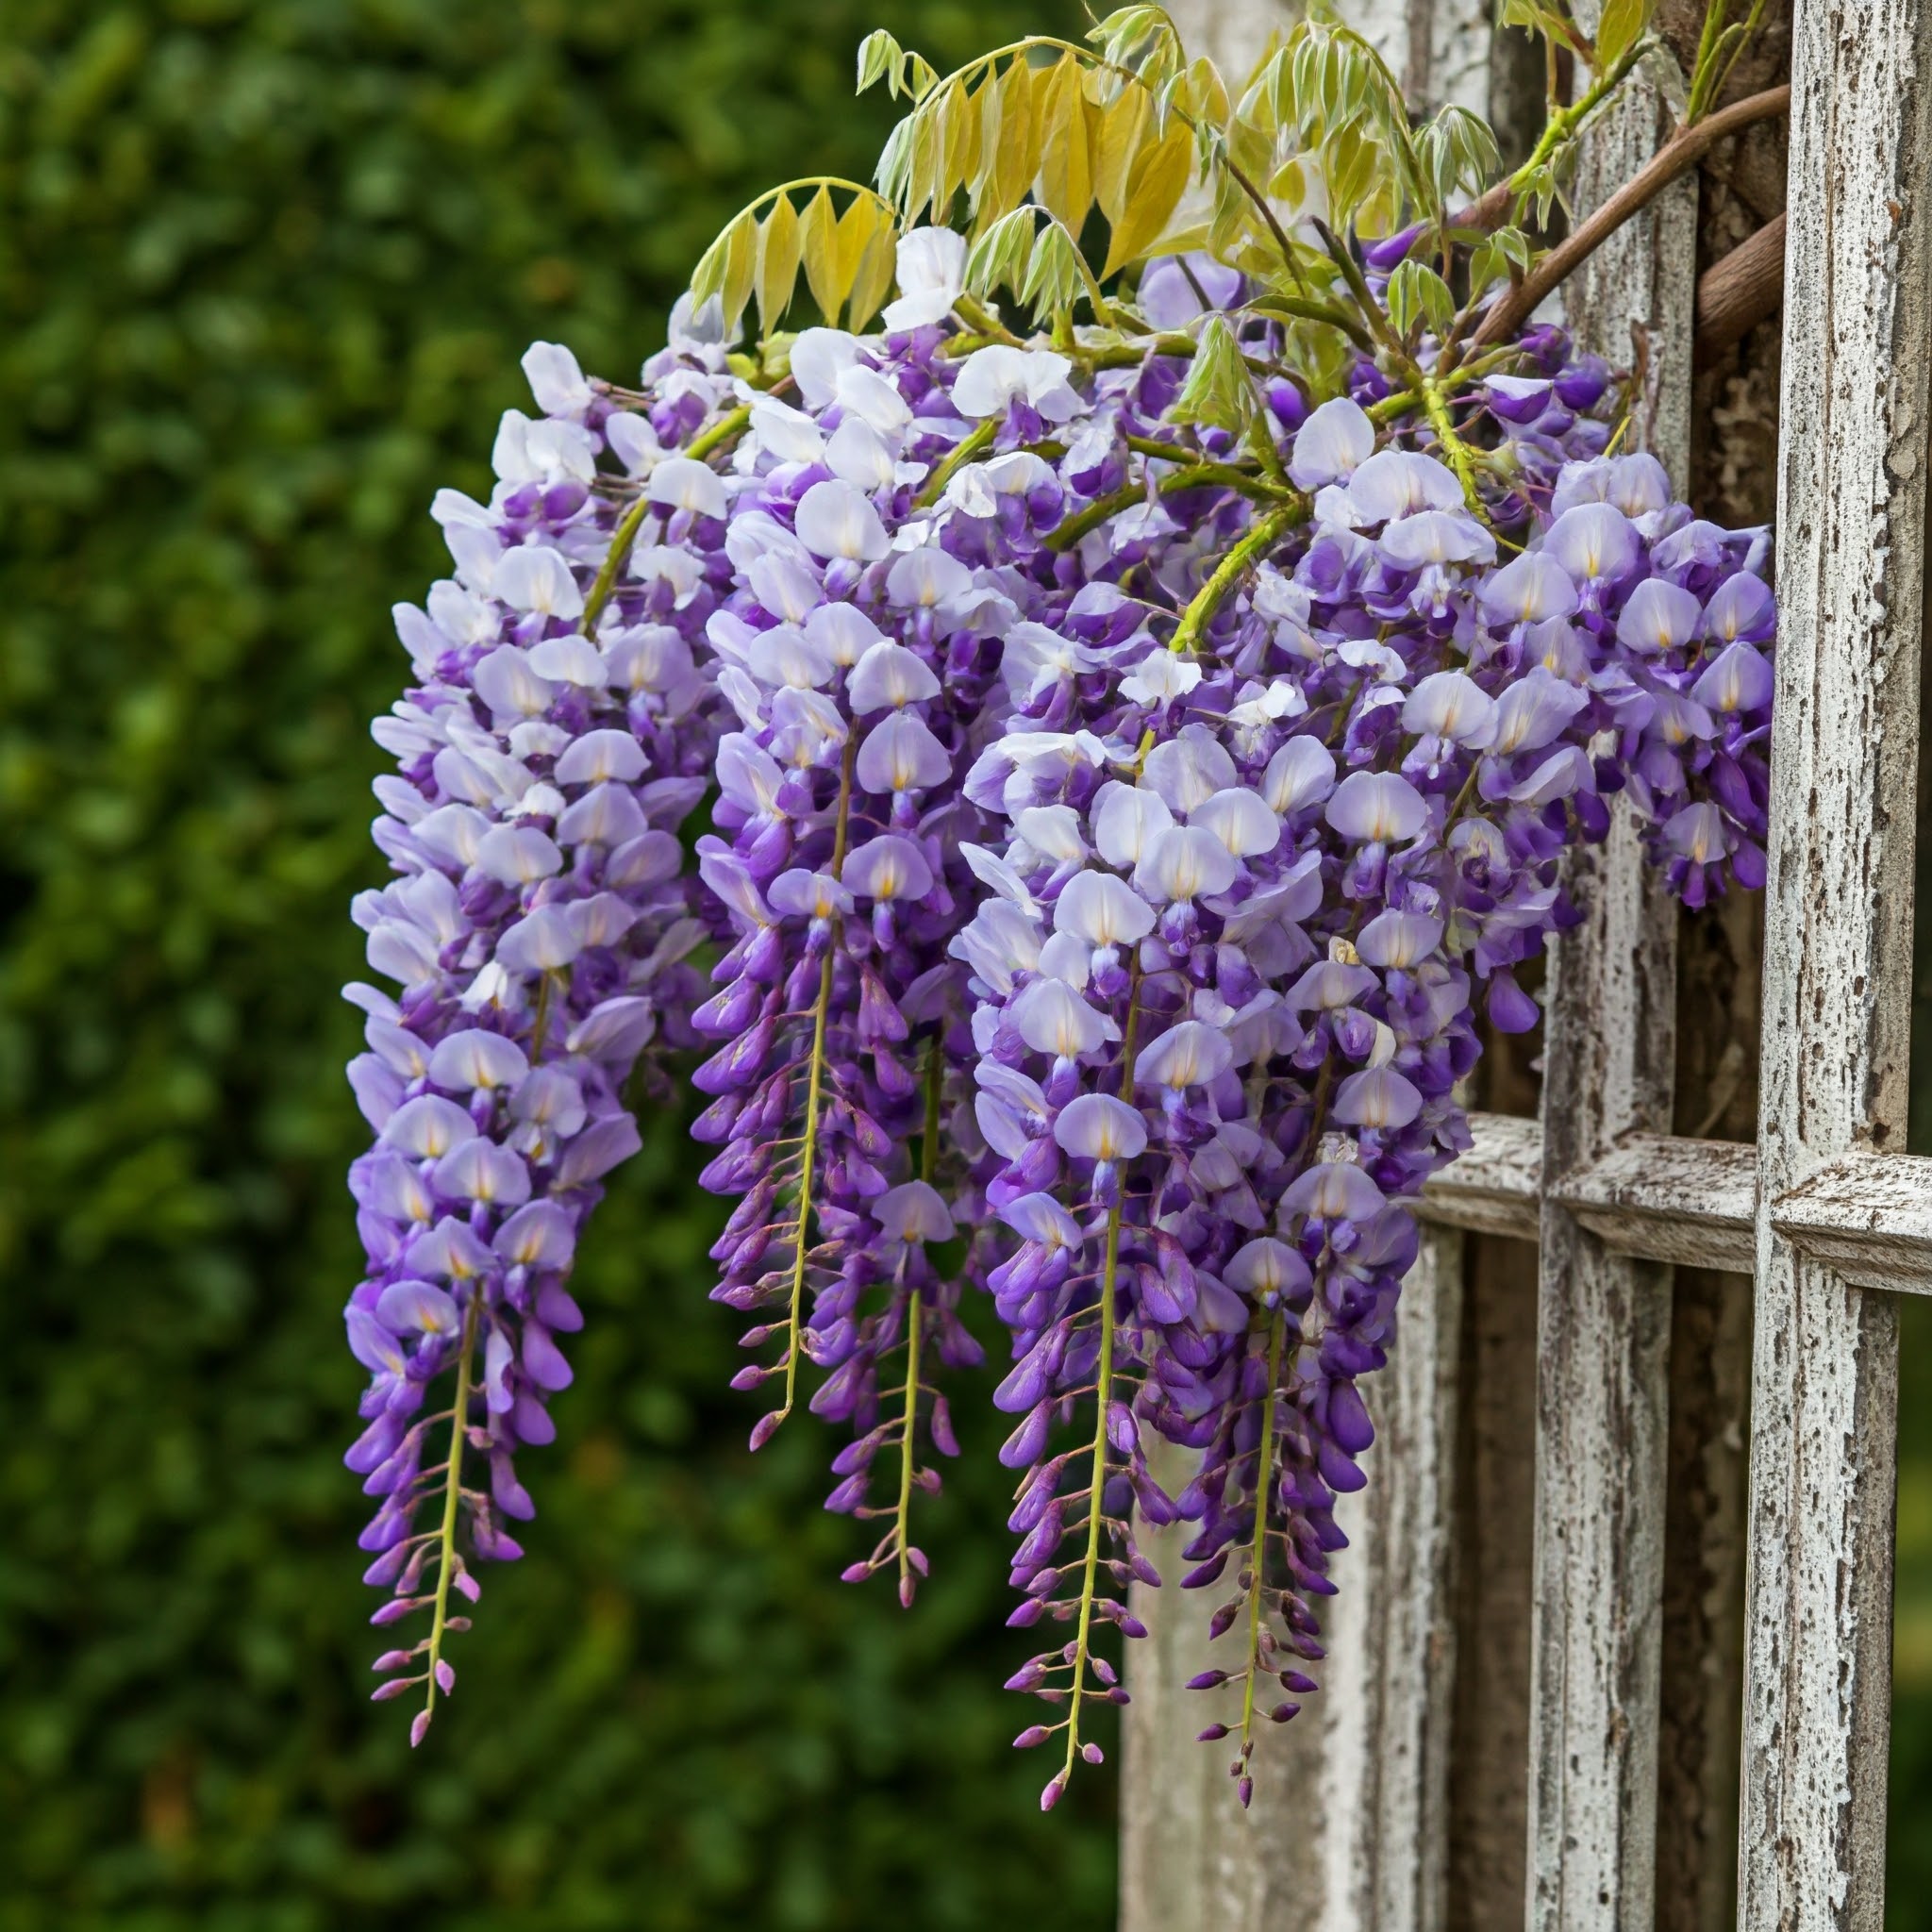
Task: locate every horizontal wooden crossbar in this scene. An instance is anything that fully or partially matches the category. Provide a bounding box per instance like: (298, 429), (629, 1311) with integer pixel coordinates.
(1418, 1113), (1932, 1291)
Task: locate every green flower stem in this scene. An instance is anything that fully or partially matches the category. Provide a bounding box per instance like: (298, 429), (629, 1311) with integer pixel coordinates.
(1247, 293), (1376, 355)
(1235, 1304), (1289, 1773)
(1059, 965), (1141, 1792)
(777, 737), (856, 1428)
(1047, 464), (1294, 556)
(419, 1295), (480, 1740)
(1166, 503), (1303, 655)
(581, 403), (752, 628)
(1420, 374), (1484, 515)
(891, 1042), (946, 1606)
(952, 293), (1021, 343)
(917, 418), (998, 508)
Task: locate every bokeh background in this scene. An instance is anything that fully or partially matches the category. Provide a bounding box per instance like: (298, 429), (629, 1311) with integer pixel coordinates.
(4, 4), (1932, 1929)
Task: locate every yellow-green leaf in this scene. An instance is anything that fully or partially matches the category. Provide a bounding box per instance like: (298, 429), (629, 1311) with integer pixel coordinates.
(692, 208), (759, 331)
(846, 209), (898, 329)
(1093, 84), (1148, 226)
(755, 193), (802, 336)
(719, 209), (758, 333)
(937, 76), (978, 218)
(834, 193), (880, 304)
(988, 54), (1042, 225)
(1594, 0), (1650, 71)
(1036, 55), (1093, 236)
(800, 187), (842, 323)
(1102, 116), (1192, 277)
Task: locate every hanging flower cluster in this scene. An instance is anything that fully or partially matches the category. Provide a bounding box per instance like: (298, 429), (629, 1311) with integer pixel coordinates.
(341, 12), (1777, 1809)
(342, 314), (735, 1740)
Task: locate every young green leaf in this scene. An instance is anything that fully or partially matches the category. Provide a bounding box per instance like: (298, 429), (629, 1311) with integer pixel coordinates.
(1170, 313), (1254, 436)
(856, 28), (903, 96)
(1019, 220), (1089, 321)
(964, 206), (1041, 306)
(1593, 0), (1652, 73)
(1385, 258), (1455, 342)
(1466, 224), (1532, 301)
(905, 51), (941, 103)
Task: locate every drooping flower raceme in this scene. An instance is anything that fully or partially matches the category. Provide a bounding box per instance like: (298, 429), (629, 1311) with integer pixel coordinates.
(348, 226), (1774, 1806)
(345, 313), (733, 1740)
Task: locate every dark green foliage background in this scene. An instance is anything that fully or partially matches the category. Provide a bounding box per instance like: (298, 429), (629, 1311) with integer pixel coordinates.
(6, 3), (1932, 1927)
(0, 3), (1114, 1927)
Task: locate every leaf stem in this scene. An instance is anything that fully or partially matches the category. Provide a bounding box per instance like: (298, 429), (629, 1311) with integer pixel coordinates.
(1470, 84), (1790, 350)
(1047, 463), (1293, 555)
(917, 418), (998, 508)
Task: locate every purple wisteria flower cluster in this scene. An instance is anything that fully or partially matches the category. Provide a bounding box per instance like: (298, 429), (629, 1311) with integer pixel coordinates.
(346, 230), (1773, 1801)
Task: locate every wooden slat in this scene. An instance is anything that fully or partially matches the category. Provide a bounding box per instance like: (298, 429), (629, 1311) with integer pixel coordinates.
(1418, 1110), (1542, 1241)
(1424, 1124), (1932, 1293)
(1525, 25), (1696, 1930)
(1557, 1134), (1757, 1273)
(1772, 1154), (1932, 1293)
(1740, 3), (1932, 1923)
(1313, 1225), (1464, 1932)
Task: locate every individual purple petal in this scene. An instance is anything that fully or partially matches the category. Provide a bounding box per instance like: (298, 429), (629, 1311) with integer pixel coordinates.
(1054, 1093), (1149, 1161)
(428, 1030), (530, 1092)
(1288, 397), (1374, 489)
(375, 1279), (463, 1337)
(794, 479), (891, 562)
(1690, 641), (1774, 715)
(381, 1095), (479, 1159)
(1481, 551), (1579, 625)
(1280, 1161), (1387, 1220)
(1615, 578), (1702, 655)
(842, 835), (936, 903)
(1324, 771), (1427, 844)
(1055, 871), (1157, 946)
(1137, 1020), (1235, 1093)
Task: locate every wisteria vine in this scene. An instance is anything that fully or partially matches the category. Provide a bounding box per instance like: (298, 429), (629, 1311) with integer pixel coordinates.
(341, 7), (1778, 1810)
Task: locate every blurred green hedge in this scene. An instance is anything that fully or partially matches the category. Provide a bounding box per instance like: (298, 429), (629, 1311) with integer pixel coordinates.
(0, 5), (1114, 1928)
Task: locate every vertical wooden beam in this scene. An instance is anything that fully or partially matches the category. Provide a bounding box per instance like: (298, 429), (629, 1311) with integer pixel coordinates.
(1526, 18), (1696, 1931)
(1121, 7), (1491, 1929)
(1740, 4), (1932, 1925)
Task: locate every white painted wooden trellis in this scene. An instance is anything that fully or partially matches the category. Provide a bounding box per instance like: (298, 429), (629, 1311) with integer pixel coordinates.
(1118, 2), (1932, 1927)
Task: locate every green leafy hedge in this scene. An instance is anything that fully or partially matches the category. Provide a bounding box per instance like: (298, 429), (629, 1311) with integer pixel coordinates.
(0, 5), (1113, 1927)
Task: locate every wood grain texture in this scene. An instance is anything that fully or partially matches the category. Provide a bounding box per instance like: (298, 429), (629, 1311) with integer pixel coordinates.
(1524, 24), (1697, 1932)
(1740, 5), (1932, 1924)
